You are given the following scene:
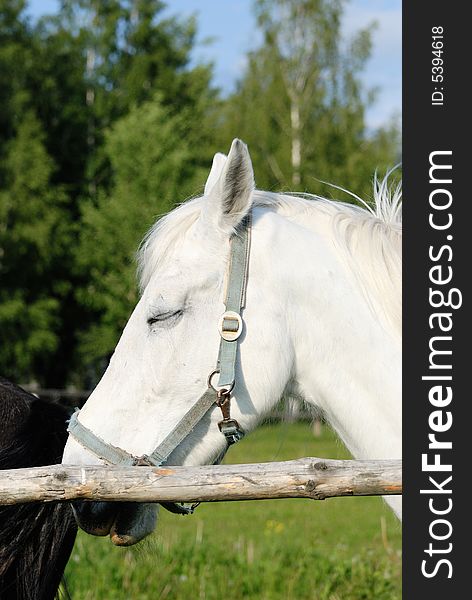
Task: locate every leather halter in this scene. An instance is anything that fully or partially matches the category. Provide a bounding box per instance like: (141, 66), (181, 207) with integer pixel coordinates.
(67, 213), (252, 515)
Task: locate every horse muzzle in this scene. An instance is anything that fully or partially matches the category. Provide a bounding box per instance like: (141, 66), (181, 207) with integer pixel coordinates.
(72, 501), (157, 546)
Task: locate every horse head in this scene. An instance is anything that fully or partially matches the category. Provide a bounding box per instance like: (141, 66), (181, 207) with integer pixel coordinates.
(62, 139), (402, 545)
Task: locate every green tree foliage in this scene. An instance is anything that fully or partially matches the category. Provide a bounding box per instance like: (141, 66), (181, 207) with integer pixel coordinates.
(0, 0), (399, 386)
(50, 0), (215, 192)
(217, 0), (399, 199)
(75, 97), (208, 367)
(0, 111), (70, 382)
(0, 0), (214, 385)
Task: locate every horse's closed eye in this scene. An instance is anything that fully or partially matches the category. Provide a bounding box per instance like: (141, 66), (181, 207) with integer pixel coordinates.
(147, 309), (183, 327)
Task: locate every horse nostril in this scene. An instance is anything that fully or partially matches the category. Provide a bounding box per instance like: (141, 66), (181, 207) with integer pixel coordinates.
(72, 501), (117, 536)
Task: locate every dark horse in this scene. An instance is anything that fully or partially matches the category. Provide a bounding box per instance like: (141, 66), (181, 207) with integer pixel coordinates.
(0, 377), (77, 600)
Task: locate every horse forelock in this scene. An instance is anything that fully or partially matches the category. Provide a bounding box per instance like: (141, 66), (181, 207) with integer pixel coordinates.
(137, 197), (202, 292)
(137, 173), (402, 336)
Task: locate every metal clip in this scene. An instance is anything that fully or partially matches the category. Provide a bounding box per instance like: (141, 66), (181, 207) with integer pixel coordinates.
(132, 454), (153, 467)
(218, 418), (244, 445)
(216, 390), (243, 444)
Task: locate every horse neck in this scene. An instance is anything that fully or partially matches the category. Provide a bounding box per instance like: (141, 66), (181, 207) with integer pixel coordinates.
(275, 210), (402, 461)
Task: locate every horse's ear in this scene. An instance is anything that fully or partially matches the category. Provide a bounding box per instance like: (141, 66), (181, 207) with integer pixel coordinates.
(204, 139), (254, 231)
(204, 152), (227, 196)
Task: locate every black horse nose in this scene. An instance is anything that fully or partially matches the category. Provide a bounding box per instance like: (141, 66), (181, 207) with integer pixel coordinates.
(72, 501), (117, 536)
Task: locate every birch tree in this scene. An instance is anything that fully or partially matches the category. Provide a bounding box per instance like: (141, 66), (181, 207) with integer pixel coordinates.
(219, 0), (398, 198)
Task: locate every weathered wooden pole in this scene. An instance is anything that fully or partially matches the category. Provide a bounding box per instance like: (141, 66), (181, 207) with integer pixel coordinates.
(0, 458), (401, 506)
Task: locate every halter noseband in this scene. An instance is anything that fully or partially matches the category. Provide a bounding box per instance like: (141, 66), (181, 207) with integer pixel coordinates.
(67, 213), (252, 515)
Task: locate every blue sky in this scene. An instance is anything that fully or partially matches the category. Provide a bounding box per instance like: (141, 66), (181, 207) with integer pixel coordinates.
(27, 0), (401, 129)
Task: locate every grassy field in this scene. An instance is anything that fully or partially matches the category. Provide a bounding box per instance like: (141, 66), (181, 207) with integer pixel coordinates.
(64, 423), (401, 599)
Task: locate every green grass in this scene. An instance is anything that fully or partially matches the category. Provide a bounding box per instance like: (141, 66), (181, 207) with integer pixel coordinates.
(64, 423), (401, 599)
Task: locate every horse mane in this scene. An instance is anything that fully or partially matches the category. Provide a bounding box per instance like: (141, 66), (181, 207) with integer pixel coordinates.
(0, 377), (77, 600)
(138, 172), (402, 336)
(264, 172), (402, 336)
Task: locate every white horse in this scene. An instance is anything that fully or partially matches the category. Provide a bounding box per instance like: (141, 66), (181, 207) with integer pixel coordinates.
(62, 139), (402, 546)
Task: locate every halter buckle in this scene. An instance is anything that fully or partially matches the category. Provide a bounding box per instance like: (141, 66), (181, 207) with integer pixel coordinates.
(132, 454), (153, 467)
(218, 311), (243, 341)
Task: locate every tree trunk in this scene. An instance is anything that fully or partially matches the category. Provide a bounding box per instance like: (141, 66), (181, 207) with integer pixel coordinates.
(290, 96), (301, 186)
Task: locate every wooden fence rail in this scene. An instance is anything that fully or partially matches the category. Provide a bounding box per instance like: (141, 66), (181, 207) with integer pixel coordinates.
(0, 458), (401, 506)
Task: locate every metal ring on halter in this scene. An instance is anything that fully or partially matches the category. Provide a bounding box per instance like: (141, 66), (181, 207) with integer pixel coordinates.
(207, 369), (235, 394)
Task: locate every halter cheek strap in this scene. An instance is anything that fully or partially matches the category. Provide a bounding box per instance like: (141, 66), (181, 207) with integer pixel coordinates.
(67, 213), (252, 515)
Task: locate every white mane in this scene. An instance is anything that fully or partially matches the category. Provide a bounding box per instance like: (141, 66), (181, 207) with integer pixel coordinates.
(138, 174), (402, 336)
